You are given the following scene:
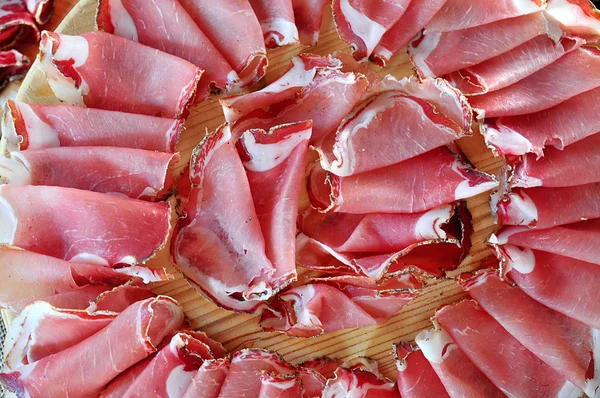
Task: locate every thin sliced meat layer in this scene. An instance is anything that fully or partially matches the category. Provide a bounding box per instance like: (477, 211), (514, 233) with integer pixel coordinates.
(323, 359), (400, 398)
(512, 133), (600, 187)
(394, 343), (450, 398)
(0, 246), (168, 312)
(298, 358), (342, 398)
(177, 0), (266, 86)
(3, 301), (115, 370)
(482, 86), (600, 157)
(238, 121), (311, 290)
(0, 0), (38, 49)
(415, 327), (504, 397)
(96, 0), (238, 100)
(309, 147), (497, 214)
(182, 358), (229, 398)
(258, 374), (303, 398)
(292, 0), (328, 45)
(0, 184), (171, 266)
(460, 269), (599, 394)
(495, 184), (600, 228)
(38, 31), (202, 117)
(249, 0), (299, 47)
(1, 100), (182, 153)
(0, 296), (184, 398)
(491, 219), (600, 265)
(171, 125), (275, 313)
(436, 300), (582, 398)
(14, 286), (110, 315)
(25, 0), (52, 24)
(471, 47), (600, 119)
(547, 0), (600, 39)
(99, 356), (155, 398)
(371, 0), (447, 67)
(447, 35), (584, 96)
(426, 0), (543, 33)
(409, 12), (561, 78)
(0, 50), (29, 91)
(88, 285), (157, 313)
(332, 0), (411, 60)
(316, 76), (472, 176)
(0, 147), (177, 200)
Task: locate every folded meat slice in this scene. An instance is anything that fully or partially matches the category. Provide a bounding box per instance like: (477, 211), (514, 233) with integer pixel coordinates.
(316, 76), (472, 176)
(0, 184), (171, 266)
(447, 35), (584, 96)
(178, 0), (266, 86)
(309, 147), (497, 214)
(258, 374), (303, 397)
(409, 12), (561, 78)
(172, 124), (275, 313)
(436, 300), (582, 397)
(371, 0), (447, 67)
(298, 358), (341, 398)
(38, 31), (202, 117)
(482, 86), (600, 157)
(0, 147), (177, 200)
(182, 358), (229, 398)
(460, 269), (600, 395)
(100, 356), (156, 398)
(0, 50), (29, 91)
(292, 0), (328, 45)
(332, 0), (411, 60)
(88, 284), (157, 313)
(547, 0), (600, 39)
(0, 0), (38, 49)
(471, 47), (600, 118)
(512, 133), (600, 188)
(323, 359), (400, 397)
(415, 327), (504, 397)
(238, 121), (311, 290)
(394, 343), (449, 398)
(1, 100), (182, 153)
(0, 296), (184, 398)
(25, 0), (52, 24)
(248, 0), (299, 47)
(495, 184), (600, 228)
(96, 0), (238, 100)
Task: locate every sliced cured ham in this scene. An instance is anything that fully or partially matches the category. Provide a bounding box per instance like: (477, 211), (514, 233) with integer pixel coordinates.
(177, 0), (267, 86)
(0, 50), (29, 90)
(0, 296), (184, 398)
(182, 358), (229, 398)
(436, 300), (582, 397)
(512, 133), (600, 187)
(471, 47), (600, 118)
(332, 0), (411, 60)
(495, 184), (600, 228)
(248, 0), (299, 47)
(323, 359), (400, 397)
(482, 86), (600, 157)
(447, 35), (584, 96)
(547, 0), (600, 39)
(0, 0), (38, 49)
(394, 343), (449, 398)
(100, 356), (156, 398)
(426, 0), (543, 33)
(415, 327), (504, 397)
(371, 0), (447, 67)
(298, 358), (341, 398)
(238, 121), (311, 289)
(0, 184), (171, 266)
(258, 374), (303, 397)
(88, 284), (157, 313)
(1, 100), (182, 153)
(460, 269), (599, 394)
(25, 0), (52, 24)
(316, 76), (472, 176)
(308, 147), (497, 214)
(409, 12), (562, 78)
(96, 0), (238, 100)
(38, 31), (202, 117)
(292, 0), (328, 45)
(0, 147), (177, 200)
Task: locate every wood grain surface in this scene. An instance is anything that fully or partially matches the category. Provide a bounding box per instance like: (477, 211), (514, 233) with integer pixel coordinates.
(8, 0), (504, 379)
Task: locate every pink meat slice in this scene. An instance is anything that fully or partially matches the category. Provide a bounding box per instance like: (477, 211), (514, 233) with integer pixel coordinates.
(292, 0), (329, 45)
(248, 0), (299, 48)
(394, 343), (450, 398)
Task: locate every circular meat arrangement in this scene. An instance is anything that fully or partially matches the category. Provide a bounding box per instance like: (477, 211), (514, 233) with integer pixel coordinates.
(0, 0), (599, 396)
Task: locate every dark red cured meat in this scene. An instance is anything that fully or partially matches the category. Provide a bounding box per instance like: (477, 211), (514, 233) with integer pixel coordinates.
(0, 50), (29, 90)
(394, 343), (449, 398)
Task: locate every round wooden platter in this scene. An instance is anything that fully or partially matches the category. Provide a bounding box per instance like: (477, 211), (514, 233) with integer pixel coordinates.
(9, 0), (504, 379)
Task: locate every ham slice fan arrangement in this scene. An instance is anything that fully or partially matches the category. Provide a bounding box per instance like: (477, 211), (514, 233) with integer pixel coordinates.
(0, 0), (599, 397)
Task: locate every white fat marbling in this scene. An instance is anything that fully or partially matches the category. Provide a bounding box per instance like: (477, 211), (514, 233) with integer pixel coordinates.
(166, 364), (196, 398)
(109, 0), (139, 41)
(453, 159), (499, 200)
(548, 0), (600, 34)
(0, 153), (31, 185)
(483, 122), (533, 156)
(241, 126), (311, 172)
(0, 189), (16, 245)
(415, 327), (456, 363)
(339, 0), (386, 57)
(261, 18), (299, 46)
(505, 191), (539, 226)
(415, 205), (453, 240)
(504, 245), (536, 274)
(408, 32), (440, 78)
(18, 103), (60, 149)
(69, 253), (110, 266)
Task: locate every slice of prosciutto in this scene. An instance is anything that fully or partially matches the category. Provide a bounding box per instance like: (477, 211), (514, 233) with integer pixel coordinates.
(409, 12), (562, 78)
(323, 359), (400, 398)
(495, 184), (600, 228)
(96, 0), (238, 100)
(292, 0), (328, 45)
(237, 121), (311, 290)
(0, 184), (171, 266)
(0, 0), (38, 49)
(100, 356), (156, 398)
(298, 358), (342, 398)
(470, 47), (600, 118)
(182, 358), (229, 398)
(371, 0), (447, 67)
(25, 0), (52, 24)
(38, 31), (202, 117)
(546, 0), (600, 39)
(0, 147), (177, 200)
(0, 296), (184, 398)
(308, 146), (497, 214)
(258, 374), (303, 397)
(436, 300), (582, 397)
(87, 284), (157, 313)
(332, 0), (411, 60)
(460, 269), (600, 394)
(248, 0), (299, 47)
(315, 76), (472, 176)
(1, 100), (182, 153)
(0, 50), (29, 90)
(415, 326), (504, 397)
(177, 0), (267, 86)
(394, 343), (449, 398)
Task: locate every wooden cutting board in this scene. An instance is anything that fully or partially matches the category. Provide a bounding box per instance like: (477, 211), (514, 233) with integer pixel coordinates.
(8, 0), (503, 379)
